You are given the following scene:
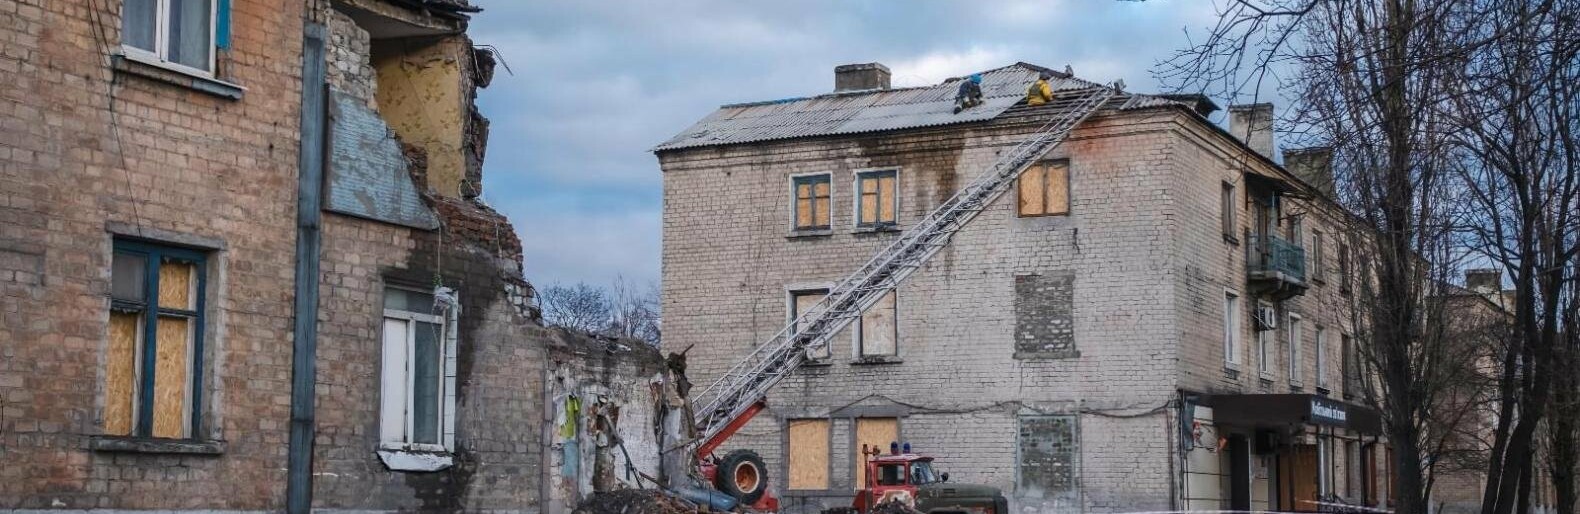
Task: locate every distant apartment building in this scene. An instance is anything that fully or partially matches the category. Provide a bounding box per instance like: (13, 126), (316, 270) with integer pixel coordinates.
(657, 62), (1399, 513)
(0, 0), (659, 511)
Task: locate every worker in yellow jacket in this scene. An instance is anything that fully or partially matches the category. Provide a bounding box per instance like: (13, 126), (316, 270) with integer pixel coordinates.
(1026, 71), (1053, 106)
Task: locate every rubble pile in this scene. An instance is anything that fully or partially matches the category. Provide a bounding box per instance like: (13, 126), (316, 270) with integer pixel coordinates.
(572, 489), (701, 514)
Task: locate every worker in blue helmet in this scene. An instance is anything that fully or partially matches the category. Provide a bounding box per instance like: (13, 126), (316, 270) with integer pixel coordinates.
(953, 73), (984, 114)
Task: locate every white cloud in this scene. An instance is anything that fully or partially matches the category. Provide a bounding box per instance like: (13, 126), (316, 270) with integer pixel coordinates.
(887, 46), (1017, 87)
(511, 206), (662, 288)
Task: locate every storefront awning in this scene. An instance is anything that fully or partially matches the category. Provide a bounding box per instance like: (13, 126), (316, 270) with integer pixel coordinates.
(1205, 393), (1383, 434)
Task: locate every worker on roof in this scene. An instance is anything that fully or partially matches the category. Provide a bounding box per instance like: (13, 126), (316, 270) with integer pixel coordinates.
(953, 74), (984, 114)
(1026, 71), (1054, 106)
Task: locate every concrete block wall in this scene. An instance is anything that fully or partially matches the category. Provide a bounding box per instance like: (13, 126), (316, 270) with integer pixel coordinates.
(659, 108), (1194, 512)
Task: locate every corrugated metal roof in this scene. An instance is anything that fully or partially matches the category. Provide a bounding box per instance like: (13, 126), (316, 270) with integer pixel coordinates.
(654, 63), (1191, 152)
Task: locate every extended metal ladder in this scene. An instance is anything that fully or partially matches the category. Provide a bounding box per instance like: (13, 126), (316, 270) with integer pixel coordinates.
(691, 86), (1118, 448)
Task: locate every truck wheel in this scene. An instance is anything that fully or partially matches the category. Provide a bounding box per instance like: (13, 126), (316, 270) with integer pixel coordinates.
(714, 449), (768, 505)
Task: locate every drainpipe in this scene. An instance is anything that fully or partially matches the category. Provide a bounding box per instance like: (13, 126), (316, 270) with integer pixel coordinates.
(286, 20), (328, 514)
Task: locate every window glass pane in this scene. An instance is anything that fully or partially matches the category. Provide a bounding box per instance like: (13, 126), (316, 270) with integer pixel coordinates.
(379, 318), (409, 443)
(384, 287), (435, 312)
(813, 196), (830, 227)
(152, 315), (193, 438)
(112, 252), (147, 302)
(796, 183), (810, 200)
(106, 312), (142, 436)
(411, 321), (442, 444)
(122, 0), (158, 52)
(813, 181), (829, 199)
(158, 260), (196, 310)
(167, 0), (213, 71)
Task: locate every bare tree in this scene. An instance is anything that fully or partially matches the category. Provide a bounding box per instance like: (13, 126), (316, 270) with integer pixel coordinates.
(607, 275), (662, 347)
(1438, 2), (1580, 512)
(1154, 2), (1491, 513)
(538, 282), (613, 335)
(537, 278), (662, 347)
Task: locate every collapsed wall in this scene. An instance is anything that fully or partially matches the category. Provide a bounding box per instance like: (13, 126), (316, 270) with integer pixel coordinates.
(312, 4), (668, 512)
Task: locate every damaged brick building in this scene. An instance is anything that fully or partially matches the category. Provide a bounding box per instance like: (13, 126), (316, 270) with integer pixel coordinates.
(1, 0), (661, 511)
(657, 63), (1398, 513)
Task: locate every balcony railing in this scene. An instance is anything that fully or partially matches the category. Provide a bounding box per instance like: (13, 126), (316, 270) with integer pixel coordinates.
(1249, 234), (1307, 283)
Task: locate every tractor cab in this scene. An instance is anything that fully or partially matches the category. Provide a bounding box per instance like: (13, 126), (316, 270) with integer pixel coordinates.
(843, 443), (1008, 514)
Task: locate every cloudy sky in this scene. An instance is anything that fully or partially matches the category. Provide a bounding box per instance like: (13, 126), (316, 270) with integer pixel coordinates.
(468, 0), (1232, 290)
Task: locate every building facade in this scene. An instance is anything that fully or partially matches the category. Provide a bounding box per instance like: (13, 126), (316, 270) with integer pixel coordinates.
(0, 0), (661, 511)
(657, 63), (1395, 513)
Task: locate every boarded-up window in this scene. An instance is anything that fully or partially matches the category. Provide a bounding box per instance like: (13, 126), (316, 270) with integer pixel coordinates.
(1017, 161), (1070, 217)
(857, 291), (896, 357)
(787, 419), (830, 490)
(854, 418), (899, 490)
(106, 241), (205, 439)
(1014, 272), (1076, 357)
(793, 174), (832, 230)
(789, 289), (831, 360)
(855, 169), (898, 226)
(1018, 415), (1078, 500)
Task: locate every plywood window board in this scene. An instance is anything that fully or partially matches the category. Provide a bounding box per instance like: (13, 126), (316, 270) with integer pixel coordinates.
(790, 289), (831, 360)
(787, 419), (830, 490)
(105, 241), (205, 440)
(858, 291), (896, 357)
(1019, 162), (1070, 217)
(853, 418), (899, 490)
(855, 170), (898, 226)
(792, 174), (832, 230)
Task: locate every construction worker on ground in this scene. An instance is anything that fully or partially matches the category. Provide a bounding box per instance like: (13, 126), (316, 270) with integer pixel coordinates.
(953, 74), (984, 114)
(1026, 71), (1053, 106)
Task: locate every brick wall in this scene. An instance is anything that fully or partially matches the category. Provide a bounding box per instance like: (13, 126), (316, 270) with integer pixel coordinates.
(658, 101), (1373, 512)
(0, 0), (579, 510)
(658, 108), (1191, 512)
(0, 0), (304, 508)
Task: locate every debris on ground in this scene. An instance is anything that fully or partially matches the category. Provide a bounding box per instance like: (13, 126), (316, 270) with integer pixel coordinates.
(572, 489), (703, 514)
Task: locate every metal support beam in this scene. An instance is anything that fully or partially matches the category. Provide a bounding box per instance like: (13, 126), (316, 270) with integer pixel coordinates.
(286, 21), (328, 514)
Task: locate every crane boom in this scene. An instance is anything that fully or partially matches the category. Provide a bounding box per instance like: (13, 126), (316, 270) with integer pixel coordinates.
(689, 86), (1118, 454)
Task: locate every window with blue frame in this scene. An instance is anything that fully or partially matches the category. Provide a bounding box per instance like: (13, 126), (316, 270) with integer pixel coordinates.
(121, 0), (231, 75)
(107, 240), (207, 439)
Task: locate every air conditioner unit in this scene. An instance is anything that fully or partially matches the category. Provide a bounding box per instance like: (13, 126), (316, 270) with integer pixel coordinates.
(1254, 305), (1278, 331)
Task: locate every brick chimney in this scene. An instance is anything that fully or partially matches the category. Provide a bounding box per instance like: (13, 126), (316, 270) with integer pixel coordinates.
(1228, 103), (1275, 158)
(1283, 147), (1335, 197)
(835, 63), (891, 92)
(1465, 268), (1502, 296)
